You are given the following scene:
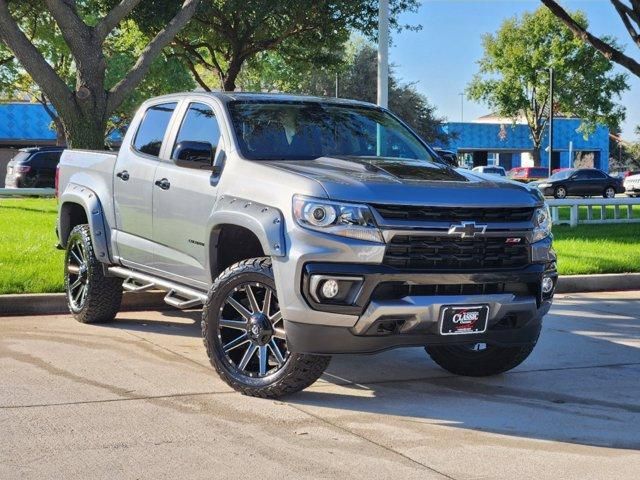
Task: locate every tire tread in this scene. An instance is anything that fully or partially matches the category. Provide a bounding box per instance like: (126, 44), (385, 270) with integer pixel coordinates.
(202, 257), (330, 398)
(65, 224), (122, 323)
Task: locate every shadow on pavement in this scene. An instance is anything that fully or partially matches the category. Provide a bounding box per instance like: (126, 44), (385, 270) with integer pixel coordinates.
(101, 309), (202, 337)
(288, 306), (640, 450)
(96, 299), (640, 450)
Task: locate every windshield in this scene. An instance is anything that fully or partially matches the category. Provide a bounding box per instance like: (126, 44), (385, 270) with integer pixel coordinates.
(548, 169), (574, 181)
(482, 168), (505, 176)
(227, 100), (438, 162)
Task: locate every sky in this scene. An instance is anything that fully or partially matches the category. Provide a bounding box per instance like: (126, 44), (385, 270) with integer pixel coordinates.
(390, 0), (640, 140)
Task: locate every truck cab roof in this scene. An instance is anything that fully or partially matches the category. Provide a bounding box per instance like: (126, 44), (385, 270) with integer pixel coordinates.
(142, 91), (379, 109)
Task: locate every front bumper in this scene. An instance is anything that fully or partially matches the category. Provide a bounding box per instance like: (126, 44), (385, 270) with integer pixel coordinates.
(286, 262), (557, 354)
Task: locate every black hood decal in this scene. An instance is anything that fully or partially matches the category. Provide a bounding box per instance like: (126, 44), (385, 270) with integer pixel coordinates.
(332, 156), (468, 182)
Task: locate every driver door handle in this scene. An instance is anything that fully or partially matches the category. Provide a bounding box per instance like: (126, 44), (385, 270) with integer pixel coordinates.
(155, 178), (170, 190)
(116, 170), (129, 181)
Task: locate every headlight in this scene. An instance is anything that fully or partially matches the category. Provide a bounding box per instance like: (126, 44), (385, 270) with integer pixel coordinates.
(532, 205), (552, 242)
(293, 195), (384, 243)
(537, 183), (551, 188)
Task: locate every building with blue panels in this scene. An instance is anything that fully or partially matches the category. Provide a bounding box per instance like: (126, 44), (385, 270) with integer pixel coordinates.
(0, 102), (122, 146)
(436, 117), (610, 172)
(0, 102), (59, 146)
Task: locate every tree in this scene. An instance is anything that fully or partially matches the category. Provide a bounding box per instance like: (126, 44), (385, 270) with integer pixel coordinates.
(541, 0), (640, 79)
(292, 43), (449, 144)
(0, 3), (72, 144)
(0, 0), (199, 149)
(467, 7), (629, 164)
(135, 0), (419, 92)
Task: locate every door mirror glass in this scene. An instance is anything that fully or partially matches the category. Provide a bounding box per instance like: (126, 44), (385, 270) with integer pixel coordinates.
(173, 141), (214, 169)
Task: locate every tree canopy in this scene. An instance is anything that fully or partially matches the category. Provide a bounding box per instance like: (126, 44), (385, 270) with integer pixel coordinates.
(467, 7), (629, 163)
(290, 42), (449, 144)
(0, 8), (194, 145)
(134, 0), (420, 91)
(0, 0), (199, 148)
(541, 0), (640, 79)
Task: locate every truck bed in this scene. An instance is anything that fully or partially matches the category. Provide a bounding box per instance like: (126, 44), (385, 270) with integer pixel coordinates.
(57, 149), (118, 197)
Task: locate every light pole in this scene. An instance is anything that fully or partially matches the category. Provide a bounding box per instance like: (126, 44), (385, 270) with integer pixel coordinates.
(459, 92), (464, 122)
(547, 67), (554, 176)
(377, 0), (389, 108)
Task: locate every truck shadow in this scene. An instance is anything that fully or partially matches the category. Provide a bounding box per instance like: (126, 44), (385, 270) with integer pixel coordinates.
(106, 309), (202, 337)
(287, 304), (640, 450)
(107, 297), (640, 450)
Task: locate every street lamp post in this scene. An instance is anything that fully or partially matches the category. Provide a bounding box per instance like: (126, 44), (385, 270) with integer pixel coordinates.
(377, 0), (389, 108)
(548, 67), (554, 176)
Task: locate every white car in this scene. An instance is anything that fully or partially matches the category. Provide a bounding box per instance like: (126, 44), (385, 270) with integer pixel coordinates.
(472, 166), (506, 177)
(624, 173), (640, 197)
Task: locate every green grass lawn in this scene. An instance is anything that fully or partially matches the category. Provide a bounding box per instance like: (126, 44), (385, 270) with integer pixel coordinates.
(554, 204), (640, 221)
(552, 223), (640, 275)
(0, 197), (64, 294)
(1, 198), (639, 294)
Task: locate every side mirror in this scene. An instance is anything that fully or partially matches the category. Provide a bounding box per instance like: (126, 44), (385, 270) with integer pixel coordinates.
(173, 141), (214, 169)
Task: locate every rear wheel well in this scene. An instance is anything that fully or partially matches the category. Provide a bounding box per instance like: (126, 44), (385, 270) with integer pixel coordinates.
(59, 202), (88, 246)
(211, 224), (265, 279)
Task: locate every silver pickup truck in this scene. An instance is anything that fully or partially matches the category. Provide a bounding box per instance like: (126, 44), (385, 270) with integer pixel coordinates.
(56, 92), (557, 397)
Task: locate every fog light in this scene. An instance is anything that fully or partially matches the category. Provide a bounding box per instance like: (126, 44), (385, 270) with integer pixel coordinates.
(321, 279), (340, 299)
(542, 276), (554, 295)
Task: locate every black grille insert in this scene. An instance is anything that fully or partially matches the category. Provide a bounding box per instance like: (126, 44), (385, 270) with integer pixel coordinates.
(371, 282), (534, 301)
(373, 205), (534, 223)
(384, 235), (530, 271)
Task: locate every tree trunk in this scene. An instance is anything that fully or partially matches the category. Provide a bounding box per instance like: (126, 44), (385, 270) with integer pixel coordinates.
(222, 58), (244, 91)
(532, 147), (541, 165)
(53, 116), (67, 146)
(63, 113), (108, 150)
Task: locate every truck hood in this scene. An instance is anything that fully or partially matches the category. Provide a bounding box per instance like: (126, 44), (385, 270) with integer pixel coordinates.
(264, 156), (543, 208)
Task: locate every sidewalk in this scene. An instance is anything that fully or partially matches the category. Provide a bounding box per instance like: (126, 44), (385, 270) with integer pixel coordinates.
(1, 291), (639, 479)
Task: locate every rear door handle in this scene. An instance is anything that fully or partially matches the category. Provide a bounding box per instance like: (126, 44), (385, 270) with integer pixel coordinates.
(116, 170), (129, 181)
(154, 178), (170, 190)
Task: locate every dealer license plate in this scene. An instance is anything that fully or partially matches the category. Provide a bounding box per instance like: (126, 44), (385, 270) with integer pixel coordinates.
(440, 305), (489, 335)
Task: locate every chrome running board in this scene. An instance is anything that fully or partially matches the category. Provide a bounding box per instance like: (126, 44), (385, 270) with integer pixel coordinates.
(108, 266), (207, 309)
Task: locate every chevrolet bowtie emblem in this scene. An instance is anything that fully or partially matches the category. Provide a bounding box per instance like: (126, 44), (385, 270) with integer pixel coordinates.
(448, 222), (487, 238)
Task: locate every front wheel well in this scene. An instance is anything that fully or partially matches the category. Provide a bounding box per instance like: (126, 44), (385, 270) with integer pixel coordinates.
(59, 202), (88, 246)
(211, 224), (265, 279)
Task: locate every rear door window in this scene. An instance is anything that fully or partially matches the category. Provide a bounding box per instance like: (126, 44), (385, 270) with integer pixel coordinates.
(28, 153), (46, 168)
(588, 170), (607, 179)
(133, 102), (178, 157)
(41, 152), (62, 167)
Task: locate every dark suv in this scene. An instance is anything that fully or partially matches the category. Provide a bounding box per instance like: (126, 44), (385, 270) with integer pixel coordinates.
(4, 147), (64, 188)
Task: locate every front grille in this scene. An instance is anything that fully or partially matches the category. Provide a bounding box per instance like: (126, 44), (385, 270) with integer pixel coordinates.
(373, 205), (534, 223)
(384, 235), (530, 271)
(371, 281), (534, 301)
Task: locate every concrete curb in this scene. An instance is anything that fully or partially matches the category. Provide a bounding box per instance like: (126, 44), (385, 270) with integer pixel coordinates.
(0, 291), (167, 316)
(555, 273), (640, 294)
(1, 273), (639, 316)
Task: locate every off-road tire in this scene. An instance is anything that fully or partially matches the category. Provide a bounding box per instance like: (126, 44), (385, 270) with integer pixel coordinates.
(65, 224), (122, 323)
(425, 340), (537, 377)
(202, 257), (331, 398)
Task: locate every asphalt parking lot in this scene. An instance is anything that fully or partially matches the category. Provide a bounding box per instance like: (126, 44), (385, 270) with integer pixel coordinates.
(1, 291), (639, 479)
